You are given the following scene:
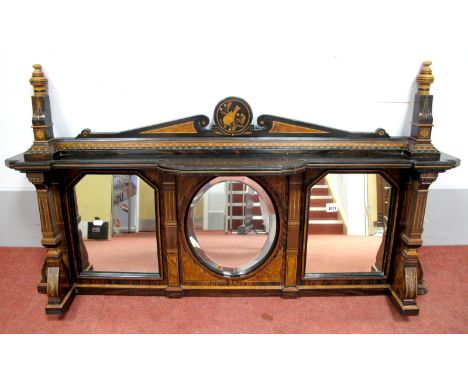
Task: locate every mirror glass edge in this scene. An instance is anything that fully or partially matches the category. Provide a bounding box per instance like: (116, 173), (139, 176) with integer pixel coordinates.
(70, 172), (163, 279)
(185, 176), (279, 278)
(301, 171), (398, 279)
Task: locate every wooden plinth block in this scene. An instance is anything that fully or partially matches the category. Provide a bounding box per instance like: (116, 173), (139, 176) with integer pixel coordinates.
(165, 286), (184, 298)
(281, 287), (299, 298)
(45, 286), (76, 316)
(389, 288), (419, 316)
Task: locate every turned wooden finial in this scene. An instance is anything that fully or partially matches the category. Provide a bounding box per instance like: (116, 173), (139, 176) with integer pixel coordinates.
(30, 64), (48, 96)
(416, 61), (434, 95)
(409, 61), (438, 156)
(28, 64), (54, 143)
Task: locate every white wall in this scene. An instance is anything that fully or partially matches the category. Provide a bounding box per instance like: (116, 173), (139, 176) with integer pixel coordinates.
(327, 174), (367, 236)
(204, 182), (227, 231)
(1, 0), (467, 193)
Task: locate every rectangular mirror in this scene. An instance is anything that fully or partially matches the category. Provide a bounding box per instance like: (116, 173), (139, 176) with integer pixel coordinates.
(305, 173), (393, 275)
(73, 174), (160, 274)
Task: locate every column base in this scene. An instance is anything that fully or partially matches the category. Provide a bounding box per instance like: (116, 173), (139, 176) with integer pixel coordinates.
(165, 286), (183, 298)
(45, 286), (76, 316)
(389, 288), (419, 316)
(281, 287), (299, 299)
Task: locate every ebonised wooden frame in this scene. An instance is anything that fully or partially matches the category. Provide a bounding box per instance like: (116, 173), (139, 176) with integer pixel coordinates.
(5, 62), (460, 316)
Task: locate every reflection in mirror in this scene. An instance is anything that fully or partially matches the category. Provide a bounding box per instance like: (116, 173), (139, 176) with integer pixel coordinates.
(305, 173), (392, 274)
(74, 174), (159, 274)
(187, 177), (276, 276)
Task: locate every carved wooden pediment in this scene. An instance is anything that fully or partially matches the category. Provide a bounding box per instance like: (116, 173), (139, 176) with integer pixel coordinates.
(76, 96), (388, 139)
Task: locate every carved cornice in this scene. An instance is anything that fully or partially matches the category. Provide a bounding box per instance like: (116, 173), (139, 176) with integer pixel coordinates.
(419, 172), (438, 188)
(407, 141), (439, 158)
(25, 140), (57, 154)
(56, 139), (408, 152)
(26, 172), (46, 185)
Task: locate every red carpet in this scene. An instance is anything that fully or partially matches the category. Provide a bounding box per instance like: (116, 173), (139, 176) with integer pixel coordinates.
(85, 232), (159, 273)
(306, 235), (382, 273)
(0, 246), (467, 333)
(196, 231), (267, 267)
(84, 231), (381, 272)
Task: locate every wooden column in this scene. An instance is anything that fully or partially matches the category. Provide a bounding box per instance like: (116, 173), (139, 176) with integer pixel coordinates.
(37, 180), (73, 292)
(407, 61), (439, 294)
(161, 174), (182, 297)
(282, 174), (303, 298)
(27, 173), (74, 315)
(390, 172), (437, 315)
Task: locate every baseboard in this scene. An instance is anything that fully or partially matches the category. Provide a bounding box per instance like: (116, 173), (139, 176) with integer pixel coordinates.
(0, 188), (467, 246)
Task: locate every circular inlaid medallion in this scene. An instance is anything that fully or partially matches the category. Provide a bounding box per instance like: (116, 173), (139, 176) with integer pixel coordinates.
(213, 97), (253, 135)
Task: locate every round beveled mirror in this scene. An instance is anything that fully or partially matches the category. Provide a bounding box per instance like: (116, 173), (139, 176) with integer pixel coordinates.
(187, 176), (277, 277)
